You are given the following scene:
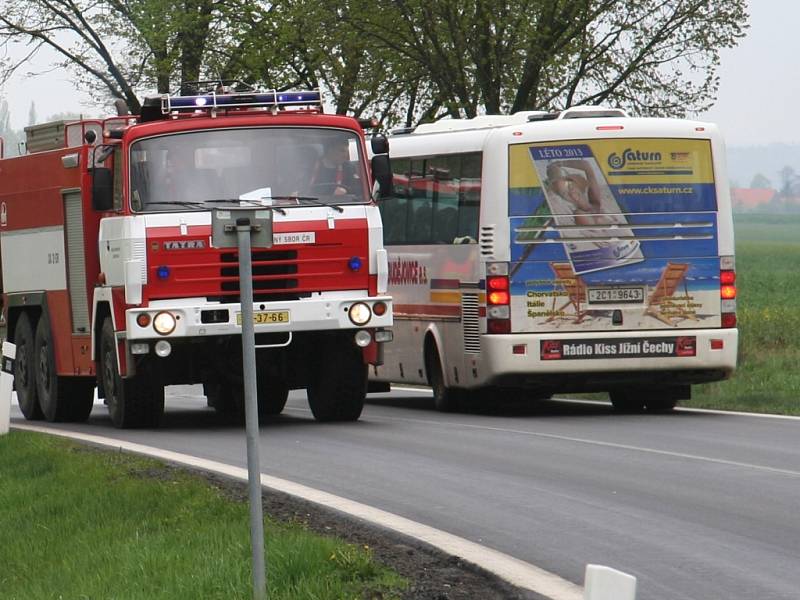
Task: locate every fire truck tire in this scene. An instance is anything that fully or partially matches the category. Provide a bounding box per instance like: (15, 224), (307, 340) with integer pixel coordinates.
(34, 315), (94, 422)
(258, 379), (289, 416)
(609, 389), (646, 413)
(13, 312), (44, 420)
(100, 319), (164, 428)
(307, 336), (366, 422)
(426, 345), (461, 413)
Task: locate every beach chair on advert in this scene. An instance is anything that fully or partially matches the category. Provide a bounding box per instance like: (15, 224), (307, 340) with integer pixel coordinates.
(645, 262), (696, 326)
(547, 262), (590, 324)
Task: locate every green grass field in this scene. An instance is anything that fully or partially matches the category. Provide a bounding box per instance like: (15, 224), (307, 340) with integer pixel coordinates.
(685, 213), (800, 413)
(0, 431), (406, 600)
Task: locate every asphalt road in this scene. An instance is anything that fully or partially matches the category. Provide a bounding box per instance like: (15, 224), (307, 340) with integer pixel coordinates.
(10, 387), (800, 600)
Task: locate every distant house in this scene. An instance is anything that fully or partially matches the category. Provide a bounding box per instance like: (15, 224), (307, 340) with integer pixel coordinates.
(730, 188), (777, 212)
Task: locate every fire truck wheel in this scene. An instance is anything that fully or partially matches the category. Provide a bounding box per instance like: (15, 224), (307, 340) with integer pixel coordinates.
(206, 381), (244, 416)
(609, 389), (646, 413)
(13, 312), (44, 420)
(34, 314), (94, 422)
(307, 336), (366, 422)
(426, 345), (461, 413)
(100, 319), (165, 429)
(258, 379), (289, 416)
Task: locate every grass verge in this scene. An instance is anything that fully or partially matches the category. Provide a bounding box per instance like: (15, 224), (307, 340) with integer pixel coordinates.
(686, 214), (800, 414)
(0, 430), (406, 600)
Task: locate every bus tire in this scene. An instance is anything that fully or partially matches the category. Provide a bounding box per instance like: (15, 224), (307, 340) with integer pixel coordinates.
(426, 344), (460, 412)
(645, 386), (687, 412)
(307, 335), (366, 422)
(34, 314), (94, 422)
(13, 312), (44, 421)
(609, 389), (645, 413)
(100, 318), (164, 429)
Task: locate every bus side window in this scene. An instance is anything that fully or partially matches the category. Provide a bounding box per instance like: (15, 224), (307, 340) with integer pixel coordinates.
(380, 158), (410, 244)
(457, 152), (481, 242)
(429, 154), (460, 244)
(408, 159), (434, 243)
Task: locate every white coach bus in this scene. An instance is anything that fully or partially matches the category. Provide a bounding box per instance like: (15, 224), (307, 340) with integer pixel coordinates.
(370, 107), (738, 412)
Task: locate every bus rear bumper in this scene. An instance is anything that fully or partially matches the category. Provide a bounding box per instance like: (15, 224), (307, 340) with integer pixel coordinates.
(480, 328), (737, 390)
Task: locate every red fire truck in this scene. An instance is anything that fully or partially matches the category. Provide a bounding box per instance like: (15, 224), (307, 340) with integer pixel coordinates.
(0, 88), (393, 428)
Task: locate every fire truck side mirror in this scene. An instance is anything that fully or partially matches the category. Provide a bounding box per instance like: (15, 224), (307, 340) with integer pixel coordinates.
(370, 134), (389, 155)
(92, 167), (114, 211)
(371, 155), (392, 200)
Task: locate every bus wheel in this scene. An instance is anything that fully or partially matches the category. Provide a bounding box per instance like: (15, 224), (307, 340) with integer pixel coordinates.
(13, 312), (44, 421)
(100, 318), (164, 428)
(609, 389), (645, 413)
(206, 380), (244, 416)
(34, 313), (94, 422)
(426, 345), (460, 412)
(307, 335), (366, 422)
(645, 386), (687, 412)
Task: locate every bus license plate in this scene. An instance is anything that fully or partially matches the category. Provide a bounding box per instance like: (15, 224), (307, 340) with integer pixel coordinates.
(236, 311), (290, 325)
(588, 287), (644, 304)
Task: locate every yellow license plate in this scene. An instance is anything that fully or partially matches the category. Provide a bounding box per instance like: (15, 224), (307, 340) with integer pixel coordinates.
(236, 311), (290, 325)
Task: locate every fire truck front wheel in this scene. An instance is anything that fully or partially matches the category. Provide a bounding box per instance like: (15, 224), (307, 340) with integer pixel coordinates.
(306, 334), (366, 422)
(100, 319), (165, 429)
(13, 312), (44, 421)
(34, 313), (94, 422)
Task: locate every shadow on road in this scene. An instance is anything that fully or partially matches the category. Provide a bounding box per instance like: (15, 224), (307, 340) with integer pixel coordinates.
(366, 391), (708, 420)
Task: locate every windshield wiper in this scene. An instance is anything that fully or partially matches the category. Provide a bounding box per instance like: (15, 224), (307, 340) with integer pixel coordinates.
(202, 198), (287, 215)
(144, 201), (205, 210)
(273, 196), (345, 213)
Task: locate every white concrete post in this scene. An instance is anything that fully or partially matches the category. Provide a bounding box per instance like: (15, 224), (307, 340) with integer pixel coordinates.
(584, 564), (637, 600)
(0, 341), (15, 435)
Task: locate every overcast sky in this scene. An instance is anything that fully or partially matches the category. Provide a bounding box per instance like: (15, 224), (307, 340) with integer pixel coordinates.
(0, 2), (793, 147)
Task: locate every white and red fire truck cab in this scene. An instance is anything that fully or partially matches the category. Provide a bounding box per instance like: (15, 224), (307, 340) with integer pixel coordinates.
(0, 89), (393, 428)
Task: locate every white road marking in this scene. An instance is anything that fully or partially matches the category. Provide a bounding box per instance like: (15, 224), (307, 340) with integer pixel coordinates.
(11, 423), (583, 600)
(345, 411), (800, 479)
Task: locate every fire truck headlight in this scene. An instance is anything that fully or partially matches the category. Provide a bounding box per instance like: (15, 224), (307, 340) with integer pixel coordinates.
(153, 311), (177, 335)
(154, 340), (172, 358)
(348, 302), (372, 325)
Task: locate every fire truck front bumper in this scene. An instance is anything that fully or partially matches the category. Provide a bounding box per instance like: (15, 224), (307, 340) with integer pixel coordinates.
(125, 294), (393, 341)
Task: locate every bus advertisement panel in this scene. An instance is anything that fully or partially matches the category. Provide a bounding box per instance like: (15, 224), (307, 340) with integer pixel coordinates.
(508, 138), (721, 333)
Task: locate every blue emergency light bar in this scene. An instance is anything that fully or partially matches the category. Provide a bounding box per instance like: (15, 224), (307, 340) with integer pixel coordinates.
(162, 90), (321, 113)
(139, 89), (322, 122)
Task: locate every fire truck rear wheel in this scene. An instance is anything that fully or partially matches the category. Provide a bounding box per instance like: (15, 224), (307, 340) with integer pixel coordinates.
(34, 314), (94, 422)
(100, 319), (164, 429)
(13, 312), (44, 421)
(307, 335), (366, 422)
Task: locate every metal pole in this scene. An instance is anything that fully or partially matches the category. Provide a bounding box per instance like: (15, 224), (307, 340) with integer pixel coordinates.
(237, 218), (267, 600)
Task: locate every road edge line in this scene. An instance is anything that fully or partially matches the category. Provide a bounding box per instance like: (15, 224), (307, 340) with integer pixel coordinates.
(11, 423), (583, 600)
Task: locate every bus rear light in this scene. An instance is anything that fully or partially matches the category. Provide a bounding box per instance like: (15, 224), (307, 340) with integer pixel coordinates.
(710, 339), (724, 350)
(487, 276), (509, 291)
(721, 313), (737, 328)
(513, 344), (527, 355)
(488, 290), (510, 305)
(721, 285), (736, 299)
(720, 270), (736, 285)
(487, 319), (511, 334)
(487, 305), (509, 319)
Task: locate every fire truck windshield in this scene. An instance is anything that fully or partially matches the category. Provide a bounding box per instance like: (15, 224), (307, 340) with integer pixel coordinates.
(129, 128), (369, 212)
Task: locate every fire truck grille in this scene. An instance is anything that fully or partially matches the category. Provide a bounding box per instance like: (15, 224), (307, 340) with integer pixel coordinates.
(216, 250), (307, 302)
